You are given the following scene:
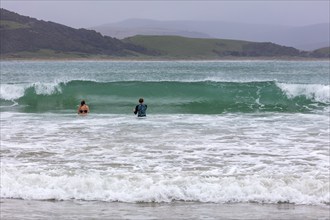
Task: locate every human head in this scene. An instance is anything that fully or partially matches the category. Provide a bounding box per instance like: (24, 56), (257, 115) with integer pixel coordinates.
(81, 100), (86, 106)
(139, 98), (144, 103)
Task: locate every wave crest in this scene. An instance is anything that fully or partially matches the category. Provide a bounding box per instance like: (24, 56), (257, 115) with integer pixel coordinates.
(1, 80), (329, 113)
(277, 83), (330, 104)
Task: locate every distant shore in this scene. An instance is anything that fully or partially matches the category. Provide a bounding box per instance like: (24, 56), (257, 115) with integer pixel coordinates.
(1, 56), (329, 62)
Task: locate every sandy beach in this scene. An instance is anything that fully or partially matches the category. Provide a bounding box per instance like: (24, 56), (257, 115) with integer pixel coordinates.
(1, 199), (329, 220)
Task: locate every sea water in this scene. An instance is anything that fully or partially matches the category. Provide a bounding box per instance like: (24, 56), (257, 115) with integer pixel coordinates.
(0, 61), (329, 214)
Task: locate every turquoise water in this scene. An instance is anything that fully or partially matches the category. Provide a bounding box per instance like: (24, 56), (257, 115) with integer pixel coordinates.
(1, 60), (329, 114)
(1, 60), (329, 206)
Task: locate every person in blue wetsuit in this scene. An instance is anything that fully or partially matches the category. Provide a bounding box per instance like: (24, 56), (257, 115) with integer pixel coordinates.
(133, 98), (147, 117)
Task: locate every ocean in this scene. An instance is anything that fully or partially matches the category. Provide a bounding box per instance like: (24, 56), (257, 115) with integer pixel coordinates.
(0, 60), (329, 219)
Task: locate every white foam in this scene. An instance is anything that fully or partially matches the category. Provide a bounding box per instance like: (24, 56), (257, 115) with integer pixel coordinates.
(277, 83), (330, 103)
(1, 167), (328, 205)
(1, 113), (329, 205)
(33, 82), (62, 95)
(0, 84), (27, 100)
(0, 82), (63, 100)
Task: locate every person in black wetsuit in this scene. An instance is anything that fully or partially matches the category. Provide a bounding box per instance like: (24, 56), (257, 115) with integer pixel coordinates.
(133, 98), (147, 117)
(77, 100), (90, 115)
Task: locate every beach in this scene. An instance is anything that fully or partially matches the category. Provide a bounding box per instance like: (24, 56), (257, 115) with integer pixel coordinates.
(1, 199), (329, 220)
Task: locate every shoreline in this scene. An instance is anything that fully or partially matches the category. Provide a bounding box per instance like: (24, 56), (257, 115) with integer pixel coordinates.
(1, 199), (329, 220)
(0, 57), (329, 62)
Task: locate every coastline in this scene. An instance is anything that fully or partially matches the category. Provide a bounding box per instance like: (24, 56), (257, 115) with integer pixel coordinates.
(0, 56), (329, 62)
(1, 199), (329, 220)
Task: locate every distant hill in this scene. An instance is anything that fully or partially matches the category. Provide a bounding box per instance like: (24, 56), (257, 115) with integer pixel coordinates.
(0, 9), (328, 60)
(93, 19), (330, 51)
(92, 19), (211, 39)
(123, 35), (311, 59)
(0, 8), (153, 58)
(310, 47), (330, 58)
(266, 23), (330, 51)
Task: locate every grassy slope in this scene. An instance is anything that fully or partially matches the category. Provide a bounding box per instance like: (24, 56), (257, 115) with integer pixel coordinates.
(123, 35), (249, 59)
(313, 47), (330, 54)
(0, 20), (30, 29)
(1, 8), (326, 60)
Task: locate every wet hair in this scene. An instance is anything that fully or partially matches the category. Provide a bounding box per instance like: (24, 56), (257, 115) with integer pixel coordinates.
(139, 98), (144, 103)
(81, 100), (86, 106)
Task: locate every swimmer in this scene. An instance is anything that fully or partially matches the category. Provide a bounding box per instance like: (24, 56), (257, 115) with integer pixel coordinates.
(77, 100), (90, 115)
(133, 98), (147, 117)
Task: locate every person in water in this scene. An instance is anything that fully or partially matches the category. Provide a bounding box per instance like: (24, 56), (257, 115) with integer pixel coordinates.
(133, 98), (147, 117)
(77, 100), (90, 115)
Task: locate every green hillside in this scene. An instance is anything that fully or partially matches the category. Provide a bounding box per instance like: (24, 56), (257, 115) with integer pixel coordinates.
(311, 47), (330, 58)
(0, 8), (152, 59)
(123, 35), (305, 59)
(0, 20), (30, 29)
(1, 8), (328, 60)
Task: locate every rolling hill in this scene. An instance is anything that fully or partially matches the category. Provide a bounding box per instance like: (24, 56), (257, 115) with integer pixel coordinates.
(92, 19), (330, 51)
(0, 8), (153, 59)
(310, 47), (330, 58)
(0, 8), (329, 60)
(123, 35), (307, 59)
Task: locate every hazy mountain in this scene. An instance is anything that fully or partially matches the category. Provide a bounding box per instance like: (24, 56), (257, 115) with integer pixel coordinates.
(91, 19), (211, 39)
(92, 19), (329, 51)
(269, 23), (330, 51)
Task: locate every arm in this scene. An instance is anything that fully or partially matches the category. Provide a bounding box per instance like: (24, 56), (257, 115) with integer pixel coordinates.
(133, 105), (138, 115)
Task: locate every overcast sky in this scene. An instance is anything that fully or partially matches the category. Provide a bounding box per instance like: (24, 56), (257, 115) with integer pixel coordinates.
(1, 0), (329, 28)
